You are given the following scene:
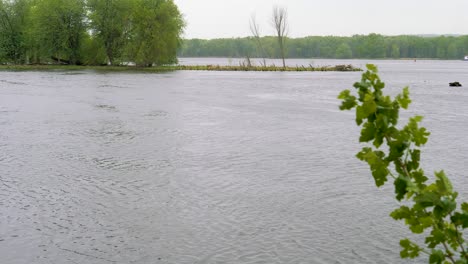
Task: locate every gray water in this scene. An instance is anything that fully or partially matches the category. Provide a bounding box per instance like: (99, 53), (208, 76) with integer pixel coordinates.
(1, 59), (468, 264)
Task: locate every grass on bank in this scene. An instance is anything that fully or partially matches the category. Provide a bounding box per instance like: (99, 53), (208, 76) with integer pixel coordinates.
(0, 64), (362, 72)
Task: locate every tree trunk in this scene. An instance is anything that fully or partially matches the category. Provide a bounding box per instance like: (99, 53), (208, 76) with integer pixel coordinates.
(280, 40), (286, 68)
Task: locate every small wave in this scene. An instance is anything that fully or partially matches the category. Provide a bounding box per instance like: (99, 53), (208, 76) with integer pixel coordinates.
(98, 84), (127, 89)
(60, 72), (85, 76)
(94, 104), (118, 111)
(144, 110), (168, 117)
(0, 79), (27, 85)
(91, 157), (150, 172)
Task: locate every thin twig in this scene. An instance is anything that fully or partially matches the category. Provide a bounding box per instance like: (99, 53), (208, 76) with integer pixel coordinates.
(441, 241), (457, 264)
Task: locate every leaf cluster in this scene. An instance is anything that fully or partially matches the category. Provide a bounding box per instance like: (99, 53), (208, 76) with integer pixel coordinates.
(339, 65), (468, 263)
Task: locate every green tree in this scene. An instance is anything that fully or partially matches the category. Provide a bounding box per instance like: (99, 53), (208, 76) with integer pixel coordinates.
(339, 65), (468, 263)
(436, 46), (447, 59)
(362, 33), (386, 58)
(436, 37), (449, 59)
(80, 34), (107, 65)
(88, 0), (132, 65)
(0, 0), (30, 63)
(126, 0), (184, 67)
(391, 44), (400, 59)
(179, 35), (468, 60)
(447, 43), (459, 59)
(335, 43), (352, 59)
(29, 0), (87, 64)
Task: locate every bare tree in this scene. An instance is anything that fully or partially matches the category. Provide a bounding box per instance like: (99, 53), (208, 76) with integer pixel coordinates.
(249, 14), (267, 66)
(271, 6), (288, 68)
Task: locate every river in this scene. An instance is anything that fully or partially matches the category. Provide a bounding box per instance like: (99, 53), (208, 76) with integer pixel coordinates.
(1, 58), (468, 263)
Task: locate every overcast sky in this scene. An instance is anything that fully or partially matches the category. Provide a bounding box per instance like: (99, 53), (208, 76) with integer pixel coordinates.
(173, 0), (468, 39)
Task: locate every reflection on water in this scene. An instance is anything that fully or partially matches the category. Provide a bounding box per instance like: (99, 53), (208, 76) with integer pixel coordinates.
(1, 59), (468, 263)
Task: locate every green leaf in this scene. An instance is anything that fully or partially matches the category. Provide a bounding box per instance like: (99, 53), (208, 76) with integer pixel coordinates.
(360, 122), (376, 142)
(394, 177), (408, 201)
(407, 149), (421, 171)
(355, 105), (365, 125)
(356, 147), (372, 161)
(462, 203), (468, 213)
(338, 89), (351, 100)
(400, 239), (421, 259)
(373, 134), (384, 148)
(375, 114), (389, 134)
(338, 89), (357, 110)
(396, 87), (412, 109)
(411, 226), (425, 234)
(450, 212), (468, 228)
(440, 198), (456, 214)
(356, 148), (389, 187)
(405, 116), (430, 146)
(372, 166), (389, 187)
(415, 192), (440, 208)
(387, 139), (409, 162)
(362, 93), (377, 116)
(419, 216), (433, 228)
(390, 206), (411, 220)
(414, 127), (430, 146)
(411, 169), (428, 187)
(426, 229), (446, 248)
(435, 171), (453, 194)
(429, 250), (445, 264)
(366, 64), (378, 73)
(374, 79), (385, 90)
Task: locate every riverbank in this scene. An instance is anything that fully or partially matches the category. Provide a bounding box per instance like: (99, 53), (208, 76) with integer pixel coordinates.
(0, 64), (361, 72)
(0, 65), (173, 72)
(176, 64), (361, 71)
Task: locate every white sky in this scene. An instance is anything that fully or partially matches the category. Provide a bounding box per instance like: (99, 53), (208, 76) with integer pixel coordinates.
(173, 0), (468, 39)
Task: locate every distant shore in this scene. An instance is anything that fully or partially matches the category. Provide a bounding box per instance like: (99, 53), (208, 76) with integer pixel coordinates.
(0, 64), (362, 72)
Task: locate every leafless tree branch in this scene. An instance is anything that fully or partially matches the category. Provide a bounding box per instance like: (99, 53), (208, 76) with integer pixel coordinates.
(271, 6), (288, 68)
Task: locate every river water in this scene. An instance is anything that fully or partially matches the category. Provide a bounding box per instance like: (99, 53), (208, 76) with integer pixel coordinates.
(1, 58), (467, 263)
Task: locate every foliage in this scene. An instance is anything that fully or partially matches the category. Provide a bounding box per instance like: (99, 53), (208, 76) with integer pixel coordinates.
(335, 43), (353, 59)
(354, 33), (386, 58)
(88, 0), (132, 65)
(0, 0), (30, 63)
(80, 35), (107, 66)
(0, 0), (184, 66)
(179, 34), (468, 60)
(338, 65), (468, 263)
(125, 0), (184, 66)
(29, 0), (87, 64)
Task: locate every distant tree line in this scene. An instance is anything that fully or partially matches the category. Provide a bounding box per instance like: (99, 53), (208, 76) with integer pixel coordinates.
(0, 0), (184, 66)
(179, 34), (468, 60)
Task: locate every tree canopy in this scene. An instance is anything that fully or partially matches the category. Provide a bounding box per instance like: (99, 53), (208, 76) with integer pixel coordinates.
(0, 0), (184, 66)
(179, 34), (468, 60)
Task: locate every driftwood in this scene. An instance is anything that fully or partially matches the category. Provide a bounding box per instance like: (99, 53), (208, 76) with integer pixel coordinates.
(50, 56), (83, 65)
(449, 82), (462, 87)
(50, 56), (70, 65)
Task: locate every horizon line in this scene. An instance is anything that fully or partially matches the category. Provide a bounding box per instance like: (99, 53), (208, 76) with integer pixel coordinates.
(183, 33), (466, 40)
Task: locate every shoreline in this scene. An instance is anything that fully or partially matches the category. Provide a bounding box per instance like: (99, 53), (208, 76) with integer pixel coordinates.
(0, 64), (361, 72)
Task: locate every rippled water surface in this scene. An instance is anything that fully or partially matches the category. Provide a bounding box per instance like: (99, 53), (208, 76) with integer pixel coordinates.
(1, 59), (468, 263)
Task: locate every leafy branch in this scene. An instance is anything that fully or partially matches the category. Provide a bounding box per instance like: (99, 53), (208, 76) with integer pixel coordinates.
(338, 64), (468, 263)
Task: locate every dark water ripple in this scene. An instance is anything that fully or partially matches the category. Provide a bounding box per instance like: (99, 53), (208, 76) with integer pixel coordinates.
(1, 59), (468, 263)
